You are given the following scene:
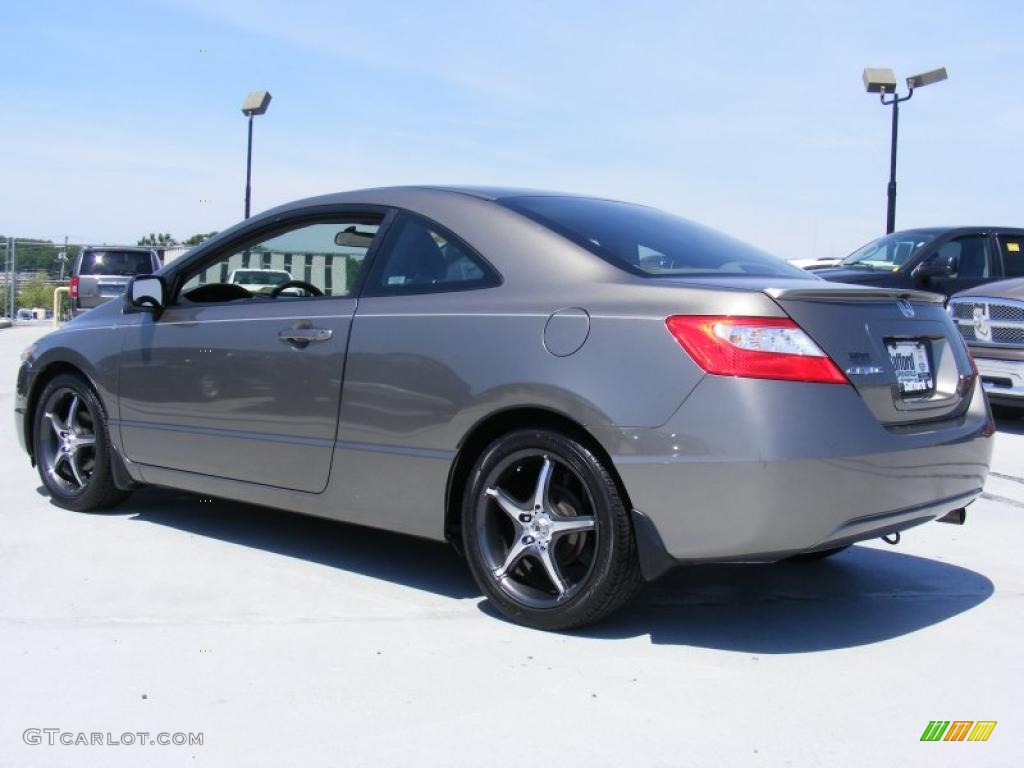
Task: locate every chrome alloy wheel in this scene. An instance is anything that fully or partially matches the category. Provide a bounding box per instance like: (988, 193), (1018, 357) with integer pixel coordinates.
(39, 387), (97, 493)
(476, 451), (599, 608)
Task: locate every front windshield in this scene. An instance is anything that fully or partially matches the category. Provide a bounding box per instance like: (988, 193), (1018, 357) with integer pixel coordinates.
(841, 231), (936, 271)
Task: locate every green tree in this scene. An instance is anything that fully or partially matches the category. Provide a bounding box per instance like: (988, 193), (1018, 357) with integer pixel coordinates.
(345, 256), (362, 293)
(0, 236), (76, 278)
(17, 272), (56, 310)
(137, 233), (177, 246)
(184, 231), (218, 246)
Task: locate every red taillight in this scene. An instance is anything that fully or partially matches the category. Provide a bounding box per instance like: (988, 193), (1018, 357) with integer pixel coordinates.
(963, 342), (979, 377)
(69, 276), (78, 299)
(665, 315), (848, 385)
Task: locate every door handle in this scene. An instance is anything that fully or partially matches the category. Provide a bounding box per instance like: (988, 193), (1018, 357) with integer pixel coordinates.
(278, 327), (333, 344)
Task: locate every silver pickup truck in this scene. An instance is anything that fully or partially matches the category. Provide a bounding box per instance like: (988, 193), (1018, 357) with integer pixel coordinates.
(950, 274), (1024, 414)
(71, 246), (161, 315)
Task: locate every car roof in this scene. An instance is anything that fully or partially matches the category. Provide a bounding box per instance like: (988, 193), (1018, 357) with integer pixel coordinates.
(418, 185), (591, 201)
(256, 185), (619, 218)
(262, 189), (1024, 233)
(82, 245), (157, 251)
(888, 225), (1024, 234)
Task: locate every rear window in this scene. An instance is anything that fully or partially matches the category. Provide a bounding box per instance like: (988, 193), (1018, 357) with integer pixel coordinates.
(79, 250), (154, 276)
(499, 196), (805, 278)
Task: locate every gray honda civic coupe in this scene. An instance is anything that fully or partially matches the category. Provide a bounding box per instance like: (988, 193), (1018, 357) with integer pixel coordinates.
(14, 187), (994, 629)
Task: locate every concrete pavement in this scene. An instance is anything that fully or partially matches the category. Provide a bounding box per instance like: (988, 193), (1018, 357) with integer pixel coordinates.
(1, 322), (1020, 767)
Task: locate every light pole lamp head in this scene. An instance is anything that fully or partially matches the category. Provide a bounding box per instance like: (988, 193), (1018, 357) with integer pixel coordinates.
(906, 67), (948, 90)
(241, 90), (272, 116)
(863, 68), (898, 94)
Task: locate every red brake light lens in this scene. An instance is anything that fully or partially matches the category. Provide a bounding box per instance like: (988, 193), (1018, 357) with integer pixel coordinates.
(69, 276), (78, 299)
(665, 315), (848, 385)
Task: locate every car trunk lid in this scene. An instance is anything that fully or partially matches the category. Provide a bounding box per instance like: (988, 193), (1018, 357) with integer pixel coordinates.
(764, 284), (975, 425)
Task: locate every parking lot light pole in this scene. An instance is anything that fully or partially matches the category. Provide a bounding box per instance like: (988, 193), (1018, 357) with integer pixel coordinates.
(9, 238), (16, 322)
(241, 91), (272, 219)
(862, 67), (947, 234)
(2, 238), (10, 320)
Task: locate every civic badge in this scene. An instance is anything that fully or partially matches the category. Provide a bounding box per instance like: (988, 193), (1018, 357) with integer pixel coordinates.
(973, 304), (992, 342)
(897, 299), (915, 318)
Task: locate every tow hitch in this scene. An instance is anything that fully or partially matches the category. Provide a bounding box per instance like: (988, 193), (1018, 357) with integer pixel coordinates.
(937, 508), (967, 525)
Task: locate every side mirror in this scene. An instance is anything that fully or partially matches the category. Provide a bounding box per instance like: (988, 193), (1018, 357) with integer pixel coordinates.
(914, 252), (958, 279)
(125, 275), (167, 315)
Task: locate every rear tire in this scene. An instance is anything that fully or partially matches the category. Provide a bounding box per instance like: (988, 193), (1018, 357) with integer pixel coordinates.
(33, 373), (130, 512)
(787, 544), (851, 562)
(991, 404), (1023, 420)
(462, 429), (643, 630)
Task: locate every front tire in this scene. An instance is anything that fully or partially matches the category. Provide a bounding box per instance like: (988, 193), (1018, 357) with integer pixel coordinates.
(462, 429), (643, 630)
(33, 373), (130, 512)
(991, 404), (1023, 420)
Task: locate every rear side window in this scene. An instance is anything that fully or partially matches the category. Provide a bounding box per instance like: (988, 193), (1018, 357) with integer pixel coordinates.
(364, 214), (499, 295)
(500, 196), (805, 278)
(1000, 235), (1024, 278)
(79, 250), (154, 276)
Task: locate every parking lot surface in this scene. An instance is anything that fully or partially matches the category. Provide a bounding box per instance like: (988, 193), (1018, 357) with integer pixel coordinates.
(1, 322), (1020, 767)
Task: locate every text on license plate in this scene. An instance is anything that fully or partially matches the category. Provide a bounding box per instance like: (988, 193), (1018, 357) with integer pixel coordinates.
(886, 340), (933, 394)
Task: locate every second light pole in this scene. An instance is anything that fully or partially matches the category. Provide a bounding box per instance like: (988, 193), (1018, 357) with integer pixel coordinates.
(863, 67), (947, 234)
(241, 90), (272, 219)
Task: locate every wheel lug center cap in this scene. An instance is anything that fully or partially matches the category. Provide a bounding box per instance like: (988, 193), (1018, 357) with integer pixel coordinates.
(531, 516), (552, 541)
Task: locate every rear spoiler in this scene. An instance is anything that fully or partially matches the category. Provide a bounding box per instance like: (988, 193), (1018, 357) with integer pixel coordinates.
(764, 286), (945, 305)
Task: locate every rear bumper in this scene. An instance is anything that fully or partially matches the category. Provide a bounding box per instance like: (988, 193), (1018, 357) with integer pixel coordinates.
(974, 355), (1024, 405)
(602, 375), (993, 571)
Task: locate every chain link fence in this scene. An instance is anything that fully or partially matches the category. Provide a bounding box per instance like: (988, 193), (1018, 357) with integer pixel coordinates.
(2, 238), (72, 323)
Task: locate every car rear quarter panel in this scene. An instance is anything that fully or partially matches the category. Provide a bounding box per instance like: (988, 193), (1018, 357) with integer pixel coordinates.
(301, 190), (801, 540)
(327, 267), (789, 539)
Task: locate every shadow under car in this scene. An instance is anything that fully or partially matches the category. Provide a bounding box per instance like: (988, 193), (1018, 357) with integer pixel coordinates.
(64, 487), (993, 651)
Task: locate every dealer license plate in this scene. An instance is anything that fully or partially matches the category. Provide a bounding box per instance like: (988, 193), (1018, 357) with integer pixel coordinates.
(886, 340), (933, 395)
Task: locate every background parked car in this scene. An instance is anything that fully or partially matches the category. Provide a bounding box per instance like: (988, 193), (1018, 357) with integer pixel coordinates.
(950, 277), (1024, 414)
(70, 246), (161, 315)
(811, 227), (1024, 299)
(228, 268), (293, 294)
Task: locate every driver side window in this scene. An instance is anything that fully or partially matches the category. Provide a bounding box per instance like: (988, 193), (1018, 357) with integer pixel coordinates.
(179, 218), (380, 303)
(933, 236), (991, 280)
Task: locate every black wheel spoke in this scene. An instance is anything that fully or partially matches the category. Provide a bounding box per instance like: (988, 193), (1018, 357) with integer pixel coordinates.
(477, 450), (599, 609)
(39, 386), (98, 494)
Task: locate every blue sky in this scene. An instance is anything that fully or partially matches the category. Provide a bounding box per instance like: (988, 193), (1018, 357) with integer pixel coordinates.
(2, 0), (1022, 259)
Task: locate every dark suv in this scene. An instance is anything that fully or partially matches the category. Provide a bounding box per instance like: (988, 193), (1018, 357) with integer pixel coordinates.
(812, 227), (1024, 299)
(71, 246), (161, 315)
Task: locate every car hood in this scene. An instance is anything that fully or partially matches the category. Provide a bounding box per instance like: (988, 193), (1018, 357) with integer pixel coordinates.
(953, 277), (1024, 301)
(811, 267), (900, 284)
